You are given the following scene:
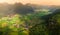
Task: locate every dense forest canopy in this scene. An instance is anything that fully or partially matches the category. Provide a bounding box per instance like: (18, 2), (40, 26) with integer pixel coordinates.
(0, 2), (60, 35)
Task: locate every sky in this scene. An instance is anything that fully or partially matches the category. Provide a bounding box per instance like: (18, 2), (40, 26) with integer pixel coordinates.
(0, 0), (60, 5)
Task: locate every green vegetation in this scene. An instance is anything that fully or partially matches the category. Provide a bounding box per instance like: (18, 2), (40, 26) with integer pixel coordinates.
(0, 2), (60, 35)
(0, 10), (50, 35)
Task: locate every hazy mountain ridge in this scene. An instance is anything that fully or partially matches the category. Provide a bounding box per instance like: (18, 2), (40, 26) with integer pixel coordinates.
(0, 3), (60, 17)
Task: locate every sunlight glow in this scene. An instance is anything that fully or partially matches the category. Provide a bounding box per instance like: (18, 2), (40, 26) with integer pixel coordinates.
(0, 0), (60, 5)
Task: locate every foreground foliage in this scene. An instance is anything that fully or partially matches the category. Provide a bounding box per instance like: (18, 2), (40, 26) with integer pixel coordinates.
(0, 9), (60, 35)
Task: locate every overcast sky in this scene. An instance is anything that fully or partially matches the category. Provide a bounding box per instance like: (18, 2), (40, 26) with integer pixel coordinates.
(0, 0), (60, 5)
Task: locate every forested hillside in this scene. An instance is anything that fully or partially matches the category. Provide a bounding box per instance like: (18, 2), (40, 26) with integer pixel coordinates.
(0, 3), (60, 35)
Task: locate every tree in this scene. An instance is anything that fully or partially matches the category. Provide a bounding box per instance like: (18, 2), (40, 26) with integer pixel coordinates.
(14, 3), (34, 15)
(45, 9), (60, 35)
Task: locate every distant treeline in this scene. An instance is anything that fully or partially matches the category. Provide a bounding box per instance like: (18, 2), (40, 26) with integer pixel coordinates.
(0, 2), (60, 17)
(0, 3), (34, 17)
